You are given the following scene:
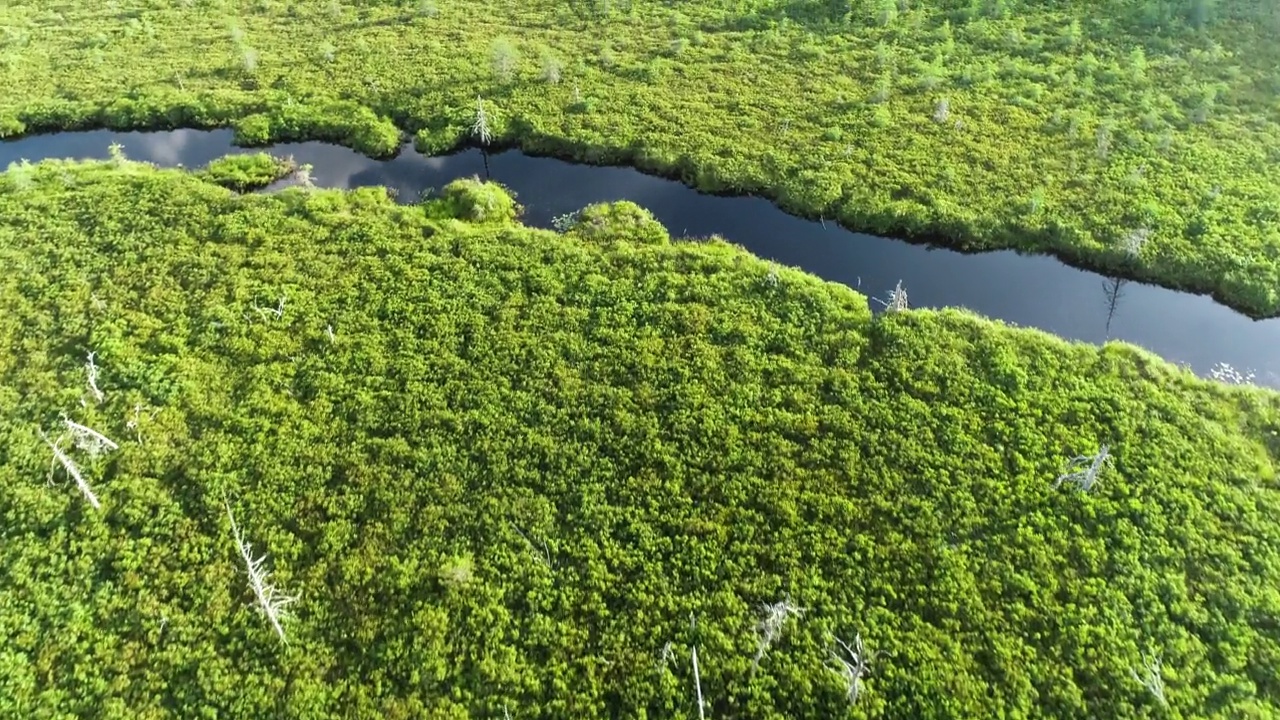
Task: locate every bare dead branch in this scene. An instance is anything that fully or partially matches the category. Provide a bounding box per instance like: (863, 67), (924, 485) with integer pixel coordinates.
(63, 416), (119, 457)
(225, 501), (297, 643)
(873, 280), (909, 312)
(1130, 652), (1167, 706)
(85, 351), (104, 404)
(39, 429), (100, 509)
(1054, 444), (1112, 492)
(828, 632), (887, 707)
(751, 596), (805, 676)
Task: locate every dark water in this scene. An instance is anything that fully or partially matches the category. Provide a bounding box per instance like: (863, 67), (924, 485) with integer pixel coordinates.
(4, 129), (1279, 386)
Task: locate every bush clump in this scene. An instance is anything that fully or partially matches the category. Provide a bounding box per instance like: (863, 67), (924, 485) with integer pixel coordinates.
(0, 114), (26, 138)
(569, 201), (670, 245)
(198, 153), (297, 191)
(233, 100), (401, 158)
(428, 177), (520, 223)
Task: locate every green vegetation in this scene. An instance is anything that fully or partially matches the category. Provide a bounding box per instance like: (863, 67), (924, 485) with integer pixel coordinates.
(0, 1), (1278, 314)
(197, 152), (297, 191)
(2, 159), (1279, 718)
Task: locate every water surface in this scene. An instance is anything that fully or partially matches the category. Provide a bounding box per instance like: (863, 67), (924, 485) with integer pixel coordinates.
(4, 129), (1277, 385)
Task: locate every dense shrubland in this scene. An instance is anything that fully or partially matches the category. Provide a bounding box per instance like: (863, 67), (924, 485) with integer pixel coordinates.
(0, 0), (1278, 314)
(2, 159), (1279, 718)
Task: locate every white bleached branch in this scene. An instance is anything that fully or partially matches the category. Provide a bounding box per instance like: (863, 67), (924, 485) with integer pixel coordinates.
(691, 645), (705, 720)
(39, 429), (100, 509)
(125, 402), (151, 445)
(85, 351), (104, 404)
(828, 632), (887, 707)
(63, 416), (119, 457)
(251, 296), (286, 322)
(1130, 652), (1167, 706)
(225, 501), (297, 643)
(472, 96), (493, 146)
(751, 597), (805, 675)
(659, 641), (677, 671)
(873, 280), (909, 312)
(1054, 444), (1112, 492)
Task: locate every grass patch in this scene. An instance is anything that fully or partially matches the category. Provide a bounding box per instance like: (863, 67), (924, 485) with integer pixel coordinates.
(1, 160), (1278, 717)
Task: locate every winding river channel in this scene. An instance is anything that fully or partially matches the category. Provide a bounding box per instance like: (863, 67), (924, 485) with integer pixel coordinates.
(3, 128), (1278, 386)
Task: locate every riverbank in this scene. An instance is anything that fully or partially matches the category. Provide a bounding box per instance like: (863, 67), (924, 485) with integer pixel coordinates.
(1, 1), (1278, 316)
(2, 159), (1278, 717)
(8, 129), (1279, 384)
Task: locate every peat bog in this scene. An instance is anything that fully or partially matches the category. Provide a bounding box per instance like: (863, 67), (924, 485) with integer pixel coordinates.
(4, 1), (1280, 717)
(3, 159), (1279, 718)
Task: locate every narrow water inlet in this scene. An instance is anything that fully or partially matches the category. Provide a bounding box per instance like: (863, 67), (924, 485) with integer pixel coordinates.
(4, 128), (1278, 386)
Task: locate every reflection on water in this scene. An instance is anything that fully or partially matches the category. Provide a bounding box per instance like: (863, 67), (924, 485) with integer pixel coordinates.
(3, 129), (1278, 386)
(1101, 277), (1126, 340)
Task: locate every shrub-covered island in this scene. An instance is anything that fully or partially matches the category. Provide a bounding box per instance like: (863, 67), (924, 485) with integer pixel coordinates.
(1, 160), (1278, 718)
(0, 1), (1278, 315)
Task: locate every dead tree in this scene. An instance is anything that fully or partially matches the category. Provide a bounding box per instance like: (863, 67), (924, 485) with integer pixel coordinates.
(39, 429), (100, 510)
(472, 97), (493, 146)
(1054, 444), (1112, 492)
(751, 597), (805, 675)
(1130, 652), (1167, 706)
(85, 352), (104, 404)
(873, 281), (909, 312)
(226, 501), (297, 643)
(829, 632), (887, 707)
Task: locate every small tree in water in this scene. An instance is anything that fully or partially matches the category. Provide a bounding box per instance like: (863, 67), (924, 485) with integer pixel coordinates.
(873, 280), (908, 313)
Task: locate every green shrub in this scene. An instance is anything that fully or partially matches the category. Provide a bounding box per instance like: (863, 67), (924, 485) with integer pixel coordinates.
(430, 177), (519, 222)
(232, 112), (272, 146)
(0, 114), (25, 138)
(414, 124), (465, 155)
(232, 102), (401, 157)
(569, 201), (670, 245)
(102, 97), (168, 129)
(17, 99), (100, 132)
(198, 152), (296, 191)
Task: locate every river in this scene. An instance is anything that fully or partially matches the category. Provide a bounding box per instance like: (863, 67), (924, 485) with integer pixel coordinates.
(3, 128), (1277, 386)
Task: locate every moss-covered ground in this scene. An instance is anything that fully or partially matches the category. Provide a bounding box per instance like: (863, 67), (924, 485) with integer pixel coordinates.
(1, 1), (1278, 314)
(1, 159), (1278, 718)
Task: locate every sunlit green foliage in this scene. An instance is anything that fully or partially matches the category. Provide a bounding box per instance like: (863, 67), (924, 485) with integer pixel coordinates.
(427, 175), (521, 223)
(2, 160), (1279, 718)
(197, 152), (296, 191)
(0, 0), (1277, 314)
